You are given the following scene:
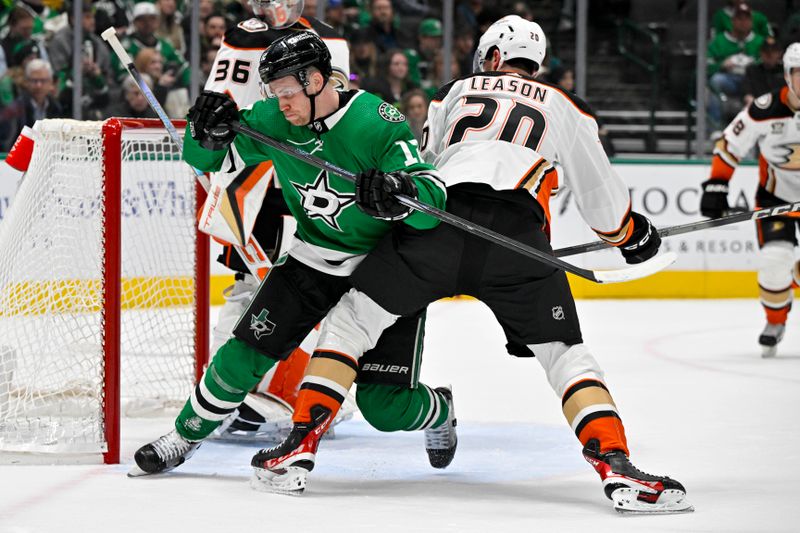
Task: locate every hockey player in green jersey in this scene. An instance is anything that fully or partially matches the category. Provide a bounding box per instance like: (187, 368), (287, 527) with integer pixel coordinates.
(131, 31), (452, 490)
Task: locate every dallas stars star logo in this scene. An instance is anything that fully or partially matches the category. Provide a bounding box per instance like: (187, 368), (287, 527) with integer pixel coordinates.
(292, 170), (355, 231)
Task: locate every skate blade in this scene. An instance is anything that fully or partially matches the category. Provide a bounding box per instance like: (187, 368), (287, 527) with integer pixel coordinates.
(761, 345), (777, 358)
(612, 488), (695, 515)
(127, 465), (151, 478)
(250, 466), (307, 495)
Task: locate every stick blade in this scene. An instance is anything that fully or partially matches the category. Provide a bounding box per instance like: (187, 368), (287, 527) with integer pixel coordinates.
(593, 252), (677, 284)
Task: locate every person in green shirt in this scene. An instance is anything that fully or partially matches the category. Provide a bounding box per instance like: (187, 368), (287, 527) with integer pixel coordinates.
(111, 2), (190, 86)
(131, 32), (453, 492)
(711, 0), (773, 40)
(707, 2), (765, 130)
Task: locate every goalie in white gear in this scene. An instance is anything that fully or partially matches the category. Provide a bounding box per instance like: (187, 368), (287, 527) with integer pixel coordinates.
(701, 41), (800, 358)
(202, 0), (354, 441)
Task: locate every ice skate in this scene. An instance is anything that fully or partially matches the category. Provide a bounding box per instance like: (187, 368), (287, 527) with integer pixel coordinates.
(250, 404), (332, 495)
(759, 323), (785, 358)
(582, 439), (694, 514)
(129, 429), (201, 477)
(424, 386), (458, 469)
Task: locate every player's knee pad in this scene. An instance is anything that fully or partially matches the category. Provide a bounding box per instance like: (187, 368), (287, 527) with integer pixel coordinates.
(316, 289), (399, 361)
(212, 338), (279, 393)
(211, 274), (260, 354)
(528, 341), (605, 398)
(758, 242), (795, 291)
(356, 383), (411, 432)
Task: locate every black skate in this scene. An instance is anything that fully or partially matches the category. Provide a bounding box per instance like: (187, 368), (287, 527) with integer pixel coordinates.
(250, 404), (332, 495)
(759, 323), (785, 358)
(424, 386), (457, 469)
(582, 439), (693, 514)
(129, 429), (201, 477)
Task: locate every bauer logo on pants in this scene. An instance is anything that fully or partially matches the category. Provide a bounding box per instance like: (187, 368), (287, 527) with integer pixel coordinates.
(250, 309), (276, 339)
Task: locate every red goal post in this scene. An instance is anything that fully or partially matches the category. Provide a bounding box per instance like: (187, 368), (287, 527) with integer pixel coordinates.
(0, 118), (210, 464)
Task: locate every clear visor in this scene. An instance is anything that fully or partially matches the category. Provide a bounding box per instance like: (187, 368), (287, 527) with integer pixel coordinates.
(262, 76), (306, 99)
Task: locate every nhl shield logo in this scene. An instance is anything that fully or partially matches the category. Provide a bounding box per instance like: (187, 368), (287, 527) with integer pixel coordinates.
(250, 309), (276, 339)
(552, 306), (565, 320)
(378, 102), (405, 123)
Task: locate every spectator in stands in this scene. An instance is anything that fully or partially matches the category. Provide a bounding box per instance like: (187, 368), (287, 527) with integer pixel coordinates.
(349, 28), (379, 80)
(365, 0), (413, 53)
(13, 0), (56, 38)
(203, 13), (227, 50)
(456, 0), (483, 39)
(94, 0), (130, 36)
(423, 49), (460, 98)
(1, 59), (64, 151)
(47, 1), (113, 86)
(400, 88), (427, 143)
(453, 26), (475, 79)
(156, 0), (186, 57)
(707, 2), (765, 131)
(325, 0), (349, 37)
(711, 0), (772, 40)
(115, 3), (190, 88)
(405, 18), (441, 88)
(780, 11), (800, 48)
(743, 37), (784, 105)
(2, 7), (35, 65)
(363, 48), (417, 105)
(181, 0), (215, 61)
(302, 0), (317, 19)
(106, 74), (158, 118)
(133, 47), (190, 118)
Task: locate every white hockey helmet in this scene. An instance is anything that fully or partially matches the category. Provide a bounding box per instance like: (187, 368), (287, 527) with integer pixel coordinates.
(473, 15), (547, 74)
(250, 0), (303, 29)
(783, 42), (800, 96)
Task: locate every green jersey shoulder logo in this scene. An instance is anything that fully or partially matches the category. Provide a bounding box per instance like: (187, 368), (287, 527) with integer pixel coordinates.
(292, 170), (355, 231)
(378, 102), (405, 123)
(250, 308), (276, 340)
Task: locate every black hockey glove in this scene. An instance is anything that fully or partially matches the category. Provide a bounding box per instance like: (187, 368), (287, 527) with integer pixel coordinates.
(187, 90), (238, 151)
(699, 178), (730, 219)
(355, 169), (418, 221)
(619, 211), (661, 264)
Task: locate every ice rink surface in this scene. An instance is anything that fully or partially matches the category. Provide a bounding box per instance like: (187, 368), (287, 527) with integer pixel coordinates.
(2, 298), (799, 533)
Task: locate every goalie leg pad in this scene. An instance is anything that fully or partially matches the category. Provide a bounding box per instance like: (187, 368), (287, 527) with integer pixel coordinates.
(210, 274), (259, 355)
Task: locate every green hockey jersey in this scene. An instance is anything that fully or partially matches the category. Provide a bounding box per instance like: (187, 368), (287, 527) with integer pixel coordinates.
(184, 90), (446, 257)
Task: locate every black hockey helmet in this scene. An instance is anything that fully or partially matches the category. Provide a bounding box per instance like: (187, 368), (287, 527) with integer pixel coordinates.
(258, 31), (333, 88)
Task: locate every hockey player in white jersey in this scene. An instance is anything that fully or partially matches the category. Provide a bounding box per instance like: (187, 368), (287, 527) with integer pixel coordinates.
(257, 15), (693, 514)
(701, 42), (800, 358)
(201, 0), (353, 440)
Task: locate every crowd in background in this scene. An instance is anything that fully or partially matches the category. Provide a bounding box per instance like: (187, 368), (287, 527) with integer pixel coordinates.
(706, 1), (794, 134)
(0, 0), (797, 153)
(0, 0), (551, 151)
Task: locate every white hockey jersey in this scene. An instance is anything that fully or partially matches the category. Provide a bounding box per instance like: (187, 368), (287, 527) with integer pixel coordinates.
(711, 86), (800, 203)
(422, 71), (632, 242)
(205, 16), (350, 107)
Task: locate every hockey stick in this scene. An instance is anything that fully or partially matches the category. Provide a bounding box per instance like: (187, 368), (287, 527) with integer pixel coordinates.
(554, 201), (800, 258)
(230, 122), (676, 284)
(101, 28), (271, 278)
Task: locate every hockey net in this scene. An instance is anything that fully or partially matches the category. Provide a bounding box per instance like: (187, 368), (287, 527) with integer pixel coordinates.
(0, 118), (209, 464)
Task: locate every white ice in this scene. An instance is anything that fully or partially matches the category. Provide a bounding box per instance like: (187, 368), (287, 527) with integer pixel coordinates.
(1, 298), (799, 532)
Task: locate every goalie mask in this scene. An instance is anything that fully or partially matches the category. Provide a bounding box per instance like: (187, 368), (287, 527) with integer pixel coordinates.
(250, 0), (303, 29)
(473, 15), (547, 74)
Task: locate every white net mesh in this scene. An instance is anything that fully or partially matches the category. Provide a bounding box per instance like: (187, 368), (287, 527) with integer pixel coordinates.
(0, 119), (202, 456)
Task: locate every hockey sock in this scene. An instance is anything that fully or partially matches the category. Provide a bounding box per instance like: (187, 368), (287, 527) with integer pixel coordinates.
(562, 379), (628, 455)
(176, 338), (278, 441)
(356, 383), (448, 432)
(292, 350), (359, 424)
